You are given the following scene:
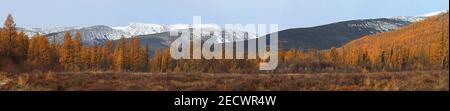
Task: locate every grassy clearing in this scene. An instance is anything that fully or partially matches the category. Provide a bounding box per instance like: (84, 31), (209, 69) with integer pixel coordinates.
(0, 70), (448, 91)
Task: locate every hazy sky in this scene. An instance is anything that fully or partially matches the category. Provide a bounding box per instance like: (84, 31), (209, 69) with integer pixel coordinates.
(1, 0), (448, 29)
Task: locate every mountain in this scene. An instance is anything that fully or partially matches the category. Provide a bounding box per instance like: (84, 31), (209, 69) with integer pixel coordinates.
(46, 25), (126, 44)
(390, 10), (449, 22)
(120, 27), (257, 56)
(342, 12), (448, 50)
(337, 12), (448, 68)
(118, 23), (257, 42)
(271, 10), (448, 50)
(130, 10), (448, 52)
(18, 23), (255, 45)
(112, 23), (190, 36)
(16, 10), (447, 49)
(423, 10), (449, 17)
(129, 18), (416, 56)
(275, 18), (412, 50)
(110, 10), (447, 56)
(17, 26), (81, 38)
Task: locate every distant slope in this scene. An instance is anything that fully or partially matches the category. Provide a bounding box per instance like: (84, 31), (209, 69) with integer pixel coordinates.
(45, 25), (127, 45)
(18, 10), (446, 52)
(339, 13), (449, 68)
(275, 18), (413, 50)
(124, 18), (417, 57)
(115, 32), (169, 56)
(131, 18), (418, 53)
(342, 13), (448, 52)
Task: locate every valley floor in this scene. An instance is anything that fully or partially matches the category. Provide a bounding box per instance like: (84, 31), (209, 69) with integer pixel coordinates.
(0, 70), (448, 91)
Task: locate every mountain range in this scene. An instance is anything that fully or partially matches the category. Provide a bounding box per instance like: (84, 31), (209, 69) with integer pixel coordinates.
(274, 10), (448, 50)
(16, 10), (447, 51)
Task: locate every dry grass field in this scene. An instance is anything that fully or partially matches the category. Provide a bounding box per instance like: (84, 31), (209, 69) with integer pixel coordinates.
(0, 70), (448, 91)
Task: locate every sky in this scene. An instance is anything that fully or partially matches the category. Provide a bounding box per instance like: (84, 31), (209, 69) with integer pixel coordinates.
(0, 0), (448, 30)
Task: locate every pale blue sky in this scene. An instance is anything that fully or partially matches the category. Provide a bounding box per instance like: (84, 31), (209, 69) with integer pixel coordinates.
(0, 0), (448, 29)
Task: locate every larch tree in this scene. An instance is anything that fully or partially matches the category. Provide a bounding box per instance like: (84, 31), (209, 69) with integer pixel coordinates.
(0, 14), (17, 57)
(129, 37), (141, 71)
(137, 44), (149, 71)
(114, 36), (128, 72)
(72, 32), (82, 70)
(60, 32), (74, 70)
(36, 35), (51, 70)
(81, 46), (89, 70)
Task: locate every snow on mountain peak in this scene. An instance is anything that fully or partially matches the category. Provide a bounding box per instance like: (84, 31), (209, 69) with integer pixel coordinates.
(390, 9), (449, 22)
(390, 16), (425, 22)
(168, 24), (190, 30)
(18, 26), (82, 36)
(112, 23), (241, 37)
(422, 10), (448, 17)
(112, 22), (167, 36)
(20, 9), (447, 44)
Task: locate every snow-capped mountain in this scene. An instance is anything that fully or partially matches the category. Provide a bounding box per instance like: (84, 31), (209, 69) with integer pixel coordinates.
(113, 23), (258, 43)
(46, 25), (127, 44)
(271, 10), (449, 50)
(390, 10), (449, 22)
(15, 10), (448, 46)
(346, 10), (448, 34)
(17, 26), (82, 37)
(23, 26), (82, 34)
(18, 22), (257, 45)
(346, 19), (411, 33)
(423, 10), (449, 17)
(390, 16), (425, 22)
(112, 23), (190, 36)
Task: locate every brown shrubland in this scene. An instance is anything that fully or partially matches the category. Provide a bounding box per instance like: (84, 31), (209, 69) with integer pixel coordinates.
(0, 70), (447, 91)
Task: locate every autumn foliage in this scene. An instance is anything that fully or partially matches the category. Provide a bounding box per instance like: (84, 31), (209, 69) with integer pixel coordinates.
(274, 13), (449, 73)
(0, 13), (448, 73)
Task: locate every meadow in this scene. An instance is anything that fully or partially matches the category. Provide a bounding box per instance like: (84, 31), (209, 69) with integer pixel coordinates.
(1, 70), (448, 91)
